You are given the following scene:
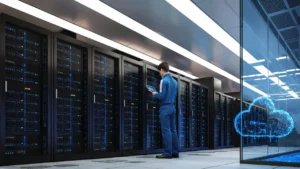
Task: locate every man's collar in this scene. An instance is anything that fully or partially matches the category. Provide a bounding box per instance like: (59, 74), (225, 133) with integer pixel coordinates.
(162, 72), (170, 78)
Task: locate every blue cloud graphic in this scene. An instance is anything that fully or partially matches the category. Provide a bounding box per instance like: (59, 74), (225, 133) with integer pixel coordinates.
(234, 97), (294, 138)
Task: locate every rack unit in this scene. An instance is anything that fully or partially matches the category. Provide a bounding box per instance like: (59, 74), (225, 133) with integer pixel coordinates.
(212, 92), (235, 149)
(145, 65), (163, 153)
(122, 57), (144, 155)
(91, 48), (121, 157)
(178, 77), (190, 150)
(53, 33), (90, 161)
(0, 15), (52, 165)
(190, 82), (209, 149)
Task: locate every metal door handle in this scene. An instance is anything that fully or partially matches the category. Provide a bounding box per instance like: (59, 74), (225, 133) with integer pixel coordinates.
(124, 100), (126, 107)
(146, 103), (148, 110)
(5, 81), (7, 92)
(56, 89), (58, 98)
(94, 95), (96, 103)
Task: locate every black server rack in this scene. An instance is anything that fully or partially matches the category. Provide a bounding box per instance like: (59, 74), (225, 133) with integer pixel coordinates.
(214, 92), (222, 148)
(0, 15), (52, 165)
(145, 65), (163, 153)
(190, 82), (209, 150)
(91, 48), (121, 158)
(226, 96), (235, 147)
(53, 33), (90, 161)
(200, 86), (209, 148)
(121, 57), (145, 155)
(178, 77), (190, 151)
(213, 92), (235, 149)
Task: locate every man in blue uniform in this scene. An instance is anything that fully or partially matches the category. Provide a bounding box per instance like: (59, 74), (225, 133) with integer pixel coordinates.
(151, 62), (179, 159)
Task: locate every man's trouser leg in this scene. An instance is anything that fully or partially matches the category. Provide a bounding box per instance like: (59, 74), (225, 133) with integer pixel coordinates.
(170, 106), (179, 155)
(159, 105), (172, 157)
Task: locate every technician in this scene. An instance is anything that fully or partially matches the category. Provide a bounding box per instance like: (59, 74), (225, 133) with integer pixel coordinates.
(151, 61), (179, 159)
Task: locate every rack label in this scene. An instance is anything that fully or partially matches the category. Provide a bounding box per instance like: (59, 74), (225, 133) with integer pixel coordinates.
(24, 87), (31, 91)
(70, 94), (76, 97)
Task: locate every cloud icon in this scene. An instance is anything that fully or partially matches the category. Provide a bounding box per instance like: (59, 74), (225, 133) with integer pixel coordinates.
(234, 96), (294, 138)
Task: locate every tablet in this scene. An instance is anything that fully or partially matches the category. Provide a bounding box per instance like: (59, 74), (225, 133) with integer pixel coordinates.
(146, 85), (157, 92)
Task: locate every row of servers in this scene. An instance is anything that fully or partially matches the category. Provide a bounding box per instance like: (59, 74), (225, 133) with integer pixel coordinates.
(0, 15), (210, 165)
(212, 92), (236, 149)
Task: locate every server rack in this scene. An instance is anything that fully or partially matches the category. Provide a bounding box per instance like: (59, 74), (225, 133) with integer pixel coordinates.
(0, 15), (52, 165)
(121, 57), (145, 155)
(91, 48), (121, 158)
(53, 33), (91, 161)
(178, 77), (190, 151)
(190, 81), (209, 150)
(213, 92), (235, 149)
(144, 65), (163, 153)
(226, 96), (235, 147)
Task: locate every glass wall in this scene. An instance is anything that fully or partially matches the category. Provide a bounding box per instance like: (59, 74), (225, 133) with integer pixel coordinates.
(240, 0), (300, 166)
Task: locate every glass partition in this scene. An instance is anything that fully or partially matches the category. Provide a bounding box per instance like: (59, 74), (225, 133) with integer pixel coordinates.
(240, 0), (300, 166)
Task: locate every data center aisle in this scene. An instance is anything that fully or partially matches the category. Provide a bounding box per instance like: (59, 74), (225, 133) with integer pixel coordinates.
(1, 148), (297, 169)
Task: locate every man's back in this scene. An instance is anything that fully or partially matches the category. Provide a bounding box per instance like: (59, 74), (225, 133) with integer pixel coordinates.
(156, 73), (178, 105)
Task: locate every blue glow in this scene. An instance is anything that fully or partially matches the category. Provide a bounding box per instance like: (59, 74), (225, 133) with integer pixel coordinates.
(262, 152), (300, 163)
(234, 96), (294, 138)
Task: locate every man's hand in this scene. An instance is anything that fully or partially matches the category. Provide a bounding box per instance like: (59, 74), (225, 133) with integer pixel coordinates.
(151, 91), (157, 96)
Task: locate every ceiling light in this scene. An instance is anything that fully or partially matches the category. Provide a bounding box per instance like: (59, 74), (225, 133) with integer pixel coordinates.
(166, 0), (298, 98)
(276, 56), (287, 60)
(0, 0), (198, 79)
(73, 0), (269, 97)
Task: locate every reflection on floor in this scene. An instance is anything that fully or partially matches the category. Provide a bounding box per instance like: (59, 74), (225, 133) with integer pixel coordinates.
(263, 152), (300, 163)
(243, 145), (300, 159)
(1, 148), (298, 169)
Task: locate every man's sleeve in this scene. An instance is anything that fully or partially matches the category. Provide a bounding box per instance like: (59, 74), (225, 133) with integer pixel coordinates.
(154, 79), (167, 100)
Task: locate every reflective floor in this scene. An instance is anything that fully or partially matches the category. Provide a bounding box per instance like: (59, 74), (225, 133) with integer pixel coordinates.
(1, 148), (298, 169)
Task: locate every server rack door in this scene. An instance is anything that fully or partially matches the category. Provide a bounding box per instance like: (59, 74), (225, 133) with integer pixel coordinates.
(145, 65), (163, 153)
(200, 87), (209, 149)
(214, 92), (221, 148)
(53, 34), (90, 161)
(226, 97), (234, 147)
(0, 15), (52, 165)
(92, 49), (121, 157)
(178, 78), (190, 150)
(122, 57), (144, 155)
(191, 83), (201, 148)
(220, 95), (226, 147)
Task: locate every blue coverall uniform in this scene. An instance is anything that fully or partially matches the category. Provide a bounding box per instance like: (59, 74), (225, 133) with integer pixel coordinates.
(154, 73), (179, 157)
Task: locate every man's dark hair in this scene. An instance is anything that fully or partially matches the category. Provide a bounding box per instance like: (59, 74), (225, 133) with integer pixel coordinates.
(157, 61), (169, 72)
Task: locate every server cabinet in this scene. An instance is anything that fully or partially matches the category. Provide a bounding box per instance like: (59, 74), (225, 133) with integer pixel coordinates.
(91, 48), (121, 158)
(214, 92), (222, 148)
(121, 57), (145, 155)
(145, 65), (163, 153)
(213, 92), (235, 149)
(178, 77), (190, 151)
(0, 15), (52, 165)
(190, 82), (209, 150)
(226, 96), (235, 147)
(53, 33), (91, 161)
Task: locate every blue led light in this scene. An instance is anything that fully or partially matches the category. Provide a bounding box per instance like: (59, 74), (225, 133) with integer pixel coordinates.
(262, 152), (300, 163)
(234, 96), (294, 138)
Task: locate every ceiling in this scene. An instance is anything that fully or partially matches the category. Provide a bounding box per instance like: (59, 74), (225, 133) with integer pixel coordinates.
(2, 0), (299, 100)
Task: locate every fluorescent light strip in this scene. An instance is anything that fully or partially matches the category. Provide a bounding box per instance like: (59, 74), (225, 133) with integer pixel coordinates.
(166, 0), (298, 98)
(276, 56), (287, 60)
(0, 0), (197, 79)
(73, 0), (268, 97)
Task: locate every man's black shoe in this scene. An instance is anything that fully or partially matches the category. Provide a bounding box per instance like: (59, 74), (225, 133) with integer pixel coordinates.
(172, 154), (179, 158)
(156, 154), (172, 159)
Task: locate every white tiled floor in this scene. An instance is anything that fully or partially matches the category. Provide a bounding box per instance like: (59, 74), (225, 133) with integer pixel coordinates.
(1, 148), (299, 169)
